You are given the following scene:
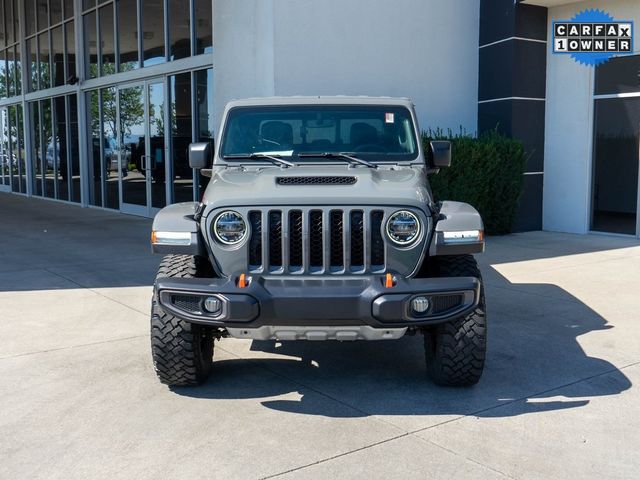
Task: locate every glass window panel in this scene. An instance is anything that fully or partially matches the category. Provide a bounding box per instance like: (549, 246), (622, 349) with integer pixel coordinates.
(0, 50), (6, 99)
(82, 0), (96, 11)
(5, 0), (14, 45)
(51, 26), (65, 87)
(170, 73), (193, 202)
(84, 12), (98, 78)
(99, 4), (115, 75)
(13, 45), (20, 95)
(168, 0), (190, 60)
(41, 99), (54, 198)
(30, 101), (44, 196)
(6, 48), (14, 97)
(141, 0), (165, 67)
(0, 108), (8, 186)
(117, 0), (139, 71)
(595, 55), (640, 95)
(87, 90), (102, 206)
(65, 21), (76, 81)
(68, 94), (80, 203)
(0, 2), (4, 50)
(27, 38), (38, 91)
(195, 68), (213, 195)
(38, 31), (51, 89)
(119, 85), (146, 207)
(149, 82), (166, 208)
(194, 0), (212, 55)
(25, 0), (37, 37)
(101, 86), (118, 209)
(64, 0), (74, 20)
(11, 0), (19, 42)
(54, 96), (68, 200)
(37, 0), (49, 33)
(51, 0), (63, 25)
(9, 105), (26, 193)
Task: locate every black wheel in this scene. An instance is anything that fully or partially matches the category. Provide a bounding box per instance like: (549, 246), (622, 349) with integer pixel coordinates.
(423, 255), (486, 386)
(150, 255), (215, 386)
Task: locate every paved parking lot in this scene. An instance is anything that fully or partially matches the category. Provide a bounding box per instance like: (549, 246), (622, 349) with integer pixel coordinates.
(1, 192), (639, 479)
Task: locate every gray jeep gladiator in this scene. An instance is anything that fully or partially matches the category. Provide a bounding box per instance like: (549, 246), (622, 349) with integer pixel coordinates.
(150, 97), (486, 387)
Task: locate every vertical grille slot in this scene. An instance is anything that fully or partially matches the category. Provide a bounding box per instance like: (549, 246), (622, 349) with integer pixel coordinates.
(269, 211), (282, 268)
(330, 210), (344, 268)
(249, 211), (263, 268)
(350, 210), (364, 269)
(370, 210), (385, 267)
(309, 210), (324, 268)
(289, 210), (303, 268)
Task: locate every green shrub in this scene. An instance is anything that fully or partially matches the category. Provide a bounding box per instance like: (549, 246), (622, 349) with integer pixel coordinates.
(423, 128), (527, 235)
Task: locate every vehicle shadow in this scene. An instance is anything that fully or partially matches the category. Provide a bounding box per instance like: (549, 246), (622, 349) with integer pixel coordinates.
(175, 237), (634, 419)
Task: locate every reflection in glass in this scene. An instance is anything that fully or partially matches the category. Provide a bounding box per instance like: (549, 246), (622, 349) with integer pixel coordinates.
(66, 22), (76, 81)
(54, 96), (68, 200)
(149, 82), (166, 208)
(84, 12), (98, 79)
(0, 109), (9, 186)
(51, 26), (65, 87)
(592, 97), (640, 235)
(6, 48), (14, 97)
(25, 0), (37, 37)
(170, 73), (193, 202)
(68, 94), (80, 203)
(64, 0), (74, 20)
(102, 87), (118, 209)
(37, 1), (49, 33)
(117, 0), (139, 71)
(99, 5), (115, 76)
(0, 50), (6, 98)
(27, 38), (38, 91)
(5, 0), (14, 45)
(168, 0), (191, 60)
(8, 105), (26, 193)
(195, 0), (213, 55)
(39, 31), (51, 89)
(595, 55), (640, 96)
(51, 0), (63, 25)
(141, 0), (165, 67)
(13, 46), (21, 95)
(88, 90), (102, 206)
(41, 99), (54, 198)
(120, 85), (147, 207)
(195, 68), (214, 195)
(30, 101), (43, 196)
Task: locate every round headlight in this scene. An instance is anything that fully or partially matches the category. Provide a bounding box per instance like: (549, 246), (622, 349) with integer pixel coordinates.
(213, 211), (247, 245)
(386, 210), (421, 245)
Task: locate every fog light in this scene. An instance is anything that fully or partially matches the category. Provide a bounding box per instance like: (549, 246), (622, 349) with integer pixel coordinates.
(411, 296), (430, 314)
(203, 297), (222, 314)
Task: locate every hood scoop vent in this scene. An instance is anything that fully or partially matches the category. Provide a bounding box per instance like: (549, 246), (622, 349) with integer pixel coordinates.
(276, 176), (358, 186)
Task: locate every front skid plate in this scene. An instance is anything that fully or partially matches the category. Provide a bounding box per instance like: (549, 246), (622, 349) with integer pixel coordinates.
(226, 325), (407, 341)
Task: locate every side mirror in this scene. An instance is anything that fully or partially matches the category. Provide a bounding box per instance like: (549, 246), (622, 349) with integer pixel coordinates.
(429, 140), (452, 168)
(188, 141), (214, 169)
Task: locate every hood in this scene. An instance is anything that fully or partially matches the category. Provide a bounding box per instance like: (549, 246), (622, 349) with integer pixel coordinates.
(202, 164), (431, 212)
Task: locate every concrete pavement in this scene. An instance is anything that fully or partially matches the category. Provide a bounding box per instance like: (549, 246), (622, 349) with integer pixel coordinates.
(1, 192), (639, 479)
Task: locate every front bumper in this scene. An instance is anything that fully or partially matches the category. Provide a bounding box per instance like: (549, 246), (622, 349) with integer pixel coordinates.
(155, 274), (481, 329)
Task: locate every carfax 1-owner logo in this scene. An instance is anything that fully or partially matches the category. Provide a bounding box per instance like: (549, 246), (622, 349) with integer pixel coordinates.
(553, 9), (633, 66)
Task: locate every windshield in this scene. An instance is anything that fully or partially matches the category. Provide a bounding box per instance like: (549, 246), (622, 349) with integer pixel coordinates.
(220, 105), (418, 161)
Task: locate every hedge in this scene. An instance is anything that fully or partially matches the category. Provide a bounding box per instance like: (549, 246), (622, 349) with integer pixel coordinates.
(423, 129), (527, 235)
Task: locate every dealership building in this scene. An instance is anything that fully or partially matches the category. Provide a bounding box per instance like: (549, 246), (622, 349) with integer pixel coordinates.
(0, 0), (638, 237)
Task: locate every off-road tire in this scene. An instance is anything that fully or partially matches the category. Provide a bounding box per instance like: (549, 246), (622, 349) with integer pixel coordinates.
(151, 255), (214, 386)
(423, 255), (486, 386)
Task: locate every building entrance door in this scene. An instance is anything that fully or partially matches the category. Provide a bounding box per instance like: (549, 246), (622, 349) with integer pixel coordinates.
(592, 98), (640, 236)
(118, 79), (167, 216)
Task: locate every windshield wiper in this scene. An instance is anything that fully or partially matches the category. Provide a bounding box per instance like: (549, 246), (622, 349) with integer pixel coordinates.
(297, 152), (378, 169)
(223, 153), (295, 168)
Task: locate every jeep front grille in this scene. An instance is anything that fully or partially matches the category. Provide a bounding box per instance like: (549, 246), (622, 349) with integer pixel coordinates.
(247, 208), (387, 274)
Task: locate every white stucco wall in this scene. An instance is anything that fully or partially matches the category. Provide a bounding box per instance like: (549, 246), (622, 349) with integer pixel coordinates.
(543, 0), (640, 233)
(213, 0), (480, 133)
